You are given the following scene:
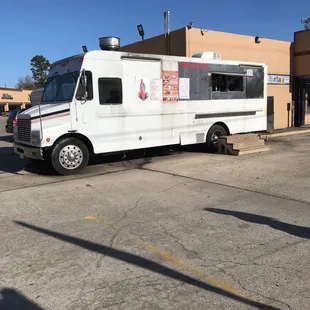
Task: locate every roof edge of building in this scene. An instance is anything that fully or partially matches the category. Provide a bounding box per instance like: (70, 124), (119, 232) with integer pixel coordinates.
(189, 27), (292, 43)
(121, 27), (186, 48)
(0, 87), (34, 92)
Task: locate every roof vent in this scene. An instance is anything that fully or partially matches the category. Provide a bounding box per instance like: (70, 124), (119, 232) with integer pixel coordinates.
(192, 51), (221, 60)
(99, 37), (120, 51)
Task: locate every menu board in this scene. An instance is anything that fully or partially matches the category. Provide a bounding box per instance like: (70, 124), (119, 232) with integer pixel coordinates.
(162, 71), (179, 102)
(150, 79), (163, 101)
(179, 78), (190, 99)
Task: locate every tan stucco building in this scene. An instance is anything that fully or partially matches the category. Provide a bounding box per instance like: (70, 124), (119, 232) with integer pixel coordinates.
(121, 27), (310, 130)
(0, 88), (32, 113)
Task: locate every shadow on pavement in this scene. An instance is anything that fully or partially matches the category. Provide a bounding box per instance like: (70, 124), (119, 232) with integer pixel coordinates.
(0, 135), (13, 143)
(205, 208), (310, 239)
(0, 288), (44, 310)
(22, 146), (181, 176)
(0, 146), (55, 176)
(14, 221), (281, 310)
(88, 146), (177, 168)
(0, 138), (212, 176)
(0, 148), (26, 174)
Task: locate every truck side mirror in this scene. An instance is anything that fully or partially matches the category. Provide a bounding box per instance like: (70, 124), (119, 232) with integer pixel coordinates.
(82, 70), (87, 87)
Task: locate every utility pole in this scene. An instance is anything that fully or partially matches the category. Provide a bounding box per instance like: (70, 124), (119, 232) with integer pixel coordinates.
(301, 17), (310, 30)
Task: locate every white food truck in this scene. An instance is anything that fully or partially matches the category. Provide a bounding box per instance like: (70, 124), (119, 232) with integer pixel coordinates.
(14, 37), (267, 175)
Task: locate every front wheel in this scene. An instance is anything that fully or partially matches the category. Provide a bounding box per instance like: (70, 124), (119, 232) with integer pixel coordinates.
(50, 137), (89, 175)
(206, 124), (228, 151)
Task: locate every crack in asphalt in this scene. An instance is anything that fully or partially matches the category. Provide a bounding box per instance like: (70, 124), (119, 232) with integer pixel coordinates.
(223, 270), (293, 310)
(155, 219), (203, 261)
(141, 167), (310, 206)
(213, 257), (302, 276)
(0, 168), (128, 194)
(95, 181), (194, 268)
(251, 239), (308, 262)
(81, 274), (185, 310)
(197, 258), (293, 310)
(112, 181), (193, 227)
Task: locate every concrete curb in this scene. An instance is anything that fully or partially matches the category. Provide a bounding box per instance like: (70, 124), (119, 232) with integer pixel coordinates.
(260, 129), (310, 141)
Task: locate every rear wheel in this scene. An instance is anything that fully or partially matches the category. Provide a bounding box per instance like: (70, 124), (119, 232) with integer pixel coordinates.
(50, 137), (89, 175)
(206, 124), (228, 150)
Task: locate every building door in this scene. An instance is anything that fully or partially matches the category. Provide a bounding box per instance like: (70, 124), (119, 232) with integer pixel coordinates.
(305, 79), (310, 125)
(294, 77), (310, 126)
(267, 96), (274, 132)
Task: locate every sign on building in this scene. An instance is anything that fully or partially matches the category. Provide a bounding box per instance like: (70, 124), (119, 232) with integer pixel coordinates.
(268, 74), (290, 85)
(1, 93), (13, 100)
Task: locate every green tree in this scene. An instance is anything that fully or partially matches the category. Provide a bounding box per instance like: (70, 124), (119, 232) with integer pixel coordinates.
(30, 55), (51, 88)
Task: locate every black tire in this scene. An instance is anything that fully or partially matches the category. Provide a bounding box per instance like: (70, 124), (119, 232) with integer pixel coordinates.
(50, 137), (89, 175)
(206, 124), (228, 150)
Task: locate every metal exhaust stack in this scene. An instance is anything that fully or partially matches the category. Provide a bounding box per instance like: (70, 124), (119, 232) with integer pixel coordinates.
(99, 37), (120, 51)
(164, 11), (170, 55)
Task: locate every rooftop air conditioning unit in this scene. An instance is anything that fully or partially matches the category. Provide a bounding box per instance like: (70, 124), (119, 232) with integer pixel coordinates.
(192, 51), (221, 60)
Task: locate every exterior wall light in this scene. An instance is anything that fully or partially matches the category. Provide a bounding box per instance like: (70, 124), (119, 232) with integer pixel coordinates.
(187, 22), (193, 30)
(255, 36), (262, 44)
(137, 24), (145, 40)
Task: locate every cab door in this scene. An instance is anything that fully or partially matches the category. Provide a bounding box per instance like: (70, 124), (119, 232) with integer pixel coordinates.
(73, 70), (95, 133)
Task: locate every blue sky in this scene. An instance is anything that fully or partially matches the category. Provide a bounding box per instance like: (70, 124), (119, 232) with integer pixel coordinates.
(1, 0), (309, 87)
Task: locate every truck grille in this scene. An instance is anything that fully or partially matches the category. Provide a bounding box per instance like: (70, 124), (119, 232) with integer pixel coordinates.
(18, 118), (31, 142)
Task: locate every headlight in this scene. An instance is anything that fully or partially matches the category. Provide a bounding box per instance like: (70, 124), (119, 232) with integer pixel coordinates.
(31, 131), (41, 145)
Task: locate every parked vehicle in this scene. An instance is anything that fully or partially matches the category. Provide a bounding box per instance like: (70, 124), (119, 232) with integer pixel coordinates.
(13, 36), (267, 175)
(5, 109), (25, 133)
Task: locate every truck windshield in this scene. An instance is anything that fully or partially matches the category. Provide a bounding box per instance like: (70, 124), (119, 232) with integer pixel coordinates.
(41, 71), (80, 103)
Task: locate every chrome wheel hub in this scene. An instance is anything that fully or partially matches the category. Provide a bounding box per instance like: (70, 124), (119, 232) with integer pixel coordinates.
(59, 145), (83, 170)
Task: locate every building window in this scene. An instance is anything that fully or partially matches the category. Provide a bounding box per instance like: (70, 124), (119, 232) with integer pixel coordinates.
(98, 78), (122, 105)
(211, 74), (243, 92)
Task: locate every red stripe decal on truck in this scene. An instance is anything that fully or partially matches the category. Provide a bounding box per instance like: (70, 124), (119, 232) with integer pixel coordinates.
(31, 112), (70, 124)
(179, 62), (209, 68)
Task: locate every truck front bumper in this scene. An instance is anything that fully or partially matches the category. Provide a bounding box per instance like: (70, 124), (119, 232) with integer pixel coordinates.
(14, 142), (43, 160)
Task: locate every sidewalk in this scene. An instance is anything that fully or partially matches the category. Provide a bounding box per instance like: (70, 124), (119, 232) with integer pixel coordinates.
(259, 126), (310, 140)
